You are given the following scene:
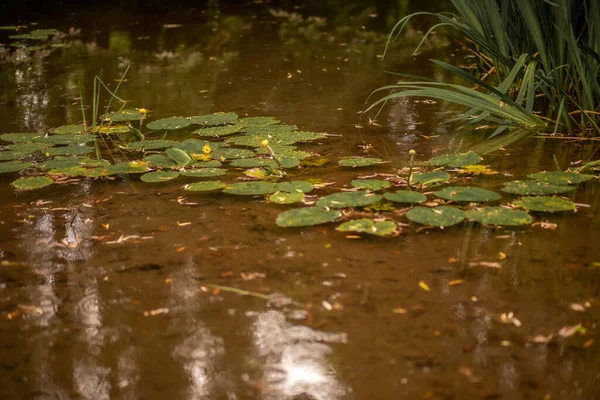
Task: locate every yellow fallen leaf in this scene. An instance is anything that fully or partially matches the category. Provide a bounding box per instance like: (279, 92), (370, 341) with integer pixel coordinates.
(177, 221), (191, 227)
(419, 280), (430, 291)
(498, 252), (506, 260)
(392, 307), (407, 314)
(101, 223), (110, 230)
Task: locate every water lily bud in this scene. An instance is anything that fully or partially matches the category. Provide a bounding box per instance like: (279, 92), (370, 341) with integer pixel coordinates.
(261, 139), (269, 147)
(139, 108), (147, 115)
(409, 149), (416, 155)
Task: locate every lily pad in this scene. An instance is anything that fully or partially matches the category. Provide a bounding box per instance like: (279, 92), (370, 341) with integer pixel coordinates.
(1, 133), (42, 142)
(383, 190), (427, 204)
(143, 154), (177, 168)
(180, 168), (227, 178)
(166, 148), (193, 166)
(6, 142), (50, 152)
(11, 176), (53, 190)
(173, 139), (222, 154)
(47, 167), (88, 176)
(94, 125), (130, 135)
(241, 124), (298, 135)
(140, 171), (180, 183)
(255, 145), (311, 160)
(428, 152), (482, 167)
(193, 160), (222, 168)
(351, 179), (391, 191)
(105, 162), (149, 175)
(338, 157), (383, 167)
(406, 206), (465, 227)
(0, 151), (26, 161)
(465, 207), (533, 226)
(238, 116), (280, 126)
(501, 180), (576, 195)
(433, 186), (501, 202)
(514, 196), (576, 212)
(336, 219), (397, 236)
(269, 191), (306, 204)
(212, 148), (256, 160)
(35, 134), (95, 145)
(0, 160), (33, 173)
(410, 171), (450, 185)
(527, 171), (594, 186)
(38, 157), (81, 169)
(184, 181), (227, 192)
(276, 181), (314, 193)
(128, 140), (177, 150)
(195, 124), (243, 137)
(227, 131), (323, 147)
(224, 181), (279, 195)
(104, 109), (143, 122)
(316, 191), (383, 209)
(230, 158), (280, 169)
(54, 125), (86, 135)
(146, 117), (191, 131)
(276, 207), (342, 227)
(190, 112), (238, 126)
(45, 145), (94, 156)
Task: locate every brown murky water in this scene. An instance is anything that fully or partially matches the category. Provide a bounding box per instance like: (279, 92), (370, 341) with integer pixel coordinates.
(1, 2), (599, 399)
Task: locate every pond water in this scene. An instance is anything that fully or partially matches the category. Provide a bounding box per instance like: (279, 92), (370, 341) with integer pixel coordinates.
(1, 1), (599, 399)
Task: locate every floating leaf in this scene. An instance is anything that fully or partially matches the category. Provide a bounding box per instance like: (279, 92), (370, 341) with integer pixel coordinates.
(301, 155), (329, 166)
(0, 151), (26, 161)
(180, 168), (227, 178)
(428, 152), (482, 167)
(212, 148), (255, 160)
(78, 158), (110, 168)
(47, 167), (88, 176)
(166, 148), (193, 166)
(104, 109), (142, 122)
(238, 116), (279, 126)
(173, 139), (222, 153)
(143, 154), (177, 168)
(406, 206), (465, 227)
(146, 117), (191, 130)
(242, 124), (298, 135)
(11, 176), (53, 190)
(1, 133), (42, 142)
(224, 181), (279, 195)
(465, 207), (533, 226)
(527, 171), (594, 186)
(276, 207), (341, 227)
(244, 167), (274, 180)
(276, 181), (314, 193)
(128, 140), (177, 150)
(38, 157), (81, 169)
(0, 160), (33, 173)
(433, 186), (501, 202)
(194, 124), (243, 137)
(193, 160), (222, 168)
(35, 134), (95, 145)
(190, 112), (238, 126)
(384, 190), (427, 204)
(6, 143), (50, 152)
(184, 181), (226, 191)
(351, 179), (391, 191)
(105, 162), (149, 175)
(54, 125), (86, 135)
(410, 171), (450, 185)
(93, 125), (130, 134)
(316, 191), (383, 209)
(338, 157), (383, 167)
(269, 191), (305, 204)
(502, 180), (576, 195)
(514, 196), (576, 212)
(227, 131), (323, 147)
(45, 145), (94, 156)
(140, 171), (180, 183)
(255, 145), (311, 160)
(337, 219), (397, 236)
(230, 158), (280, 169)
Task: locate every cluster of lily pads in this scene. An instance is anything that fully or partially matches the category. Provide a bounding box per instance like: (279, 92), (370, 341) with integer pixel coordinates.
(0, 26), (68, 56)
(0, 110), (596, 236)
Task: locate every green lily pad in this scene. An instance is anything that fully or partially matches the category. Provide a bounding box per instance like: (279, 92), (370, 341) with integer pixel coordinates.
(351, 179), (391, 191)
(0, 160), (33, 173)
(193, 160), (222, 168)
(38, 157), (82, 169)
(410, 171), (450, 185)
(433, 186), (501, 202)
(338, 157), (383, 167)
(269, 191), (306, 204)
(244, 168), (274, 180)
(47, 167), (88, 176)
(501, 180), (576, 195)
(128, 140), (177, 150)
(406, 206), (465, 227)
(527, 171), (595, 186)
(336, 219), (397, 236)
(242, 124), (298, 135)
(1, 133), (42, 142)
(143, 155), (177, 168)
(173, 139), (222, 153)
(105, 162), (149, 175)
(54, 125), (86, 135)
(166, 148), (193, 166)
(184, 181), (227, 192)
(383, 190), (427, 204)
(301, 155), (329, 167)
(514, 196), (576, 212)
(146, 117), (191, 131)
(94, 125), (130, 135)
(194, 124), (243, 137)
(276, 181), (314, 193)
(6, 142), (50, 152)
(190, 112), (238, 126)
(238, 116), (280, 126)
(227, 131), (323, 147)
(78, 158), (111, 168)
(230, 158), (280, 169)
(11, 176), (53, 190)
(0, 151), (26, 161)
(465, 207), (533, 226)
(428, 152), (482, 167)
(255, 145), (311, 160)
(212, 148), (256, 160)
(180, 168), (227, 178)
(35, 134), (95, 145)
(276, 207), (342, 227)
(316, 191), (383, 209)
(140, 171), (180, 183)
(104, 109), (143, 122)
(45, 145), (94, 156)
(224, 181), (279, 195)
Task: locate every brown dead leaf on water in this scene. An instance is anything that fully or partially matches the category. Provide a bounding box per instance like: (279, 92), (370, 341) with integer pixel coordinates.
(584, 339), (595, 348)
(570, 303), (586, 312)
(143, 308), (169, 317)
(532, 334), (553, 344)
(448, 280), (464, 286)
(469, 261), (501, 269)
(175, 246), (185, 252)
(558, 323), (584, 337)
(393, 306), (408, 314)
